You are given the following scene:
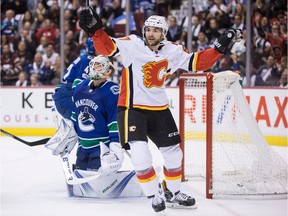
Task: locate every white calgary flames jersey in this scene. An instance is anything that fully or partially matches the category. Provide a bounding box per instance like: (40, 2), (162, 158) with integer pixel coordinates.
(114, 35), (195, 110)
(92, 30), (223, 110)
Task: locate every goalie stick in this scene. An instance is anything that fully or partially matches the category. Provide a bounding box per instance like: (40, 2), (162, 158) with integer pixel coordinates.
(61, 149), (101, 185)
(0, 129), (101, 185)
(0, 129), (50, 146)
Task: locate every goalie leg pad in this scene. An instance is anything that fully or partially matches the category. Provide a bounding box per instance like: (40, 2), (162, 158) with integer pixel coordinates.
(71, 170), (144, 198)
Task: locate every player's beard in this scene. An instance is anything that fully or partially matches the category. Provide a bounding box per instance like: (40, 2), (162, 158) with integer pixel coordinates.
(146, 37), (162, 47)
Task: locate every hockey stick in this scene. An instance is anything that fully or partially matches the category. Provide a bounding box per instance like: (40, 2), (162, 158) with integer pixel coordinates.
(61, 149), (101, 185)
(0, 129), (100, 184)
(0, 129), (50, 146)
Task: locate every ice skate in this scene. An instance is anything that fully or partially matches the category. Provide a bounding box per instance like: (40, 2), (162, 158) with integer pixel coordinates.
(162, 180), (196, 209)
(150, 194), (166, 215)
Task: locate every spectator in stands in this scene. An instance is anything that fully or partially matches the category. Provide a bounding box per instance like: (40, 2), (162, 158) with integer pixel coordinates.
(166, 16), (182, 43)
(29, 74), (43, 87)
(50, 56), (62, 86)
(1, 44), (22, 86)
(279, 23), (288, 42)
(206, 17), (221, 46)
(76, 34), (88, 56)
(34, 11), (46, 30)
(35, 18), (57, 44)
(231, 14), (245, 31)
(26, 52), (45, 80)
(36, 35), (49, 54)
(194, 31), (210, 52)
(13, 28), (37, 57)
(252, 0), (268, 18)
(64, 42), (78, 68)
(41, 60), (55, 85)
(209, 0), (231, 29)
(17, 10), (35, 33)
(63, 9), (77, 31)
(63, 0), (76, 10)
(48, 0), (61, 26)
(14, 40), (34, 72)
(42, 43), (60, 65)
(74, 19), (87, 45)
(212, 55), (233, 73)
(260, 16), (271, 34)
(277, 56), (287, 87)
(252, 35), (271, 68)
(65, 30), (79, 52)
(35, 2), (48, 18)
(131, 0), (155, 19)
(180, 15), (205, 46)
(266, 23), (287, 64)
(1, 9), (19, 42)
(1, 34), (14, 52)
(251, 55), (280, 86)
(100, 0), (122, 21)
(15, 71), (28, 87)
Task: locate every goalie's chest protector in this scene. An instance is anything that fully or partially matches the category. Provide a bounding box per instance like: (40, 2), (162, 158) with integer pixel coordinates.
(72, 80), (119, 144)
(116, 36), (178, 111)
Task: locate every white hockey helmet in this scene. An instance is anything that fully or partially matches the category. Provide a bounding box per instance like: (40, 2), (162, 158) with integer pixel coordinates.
(142, 15), (169, 37)
(89, 55), (111, 80)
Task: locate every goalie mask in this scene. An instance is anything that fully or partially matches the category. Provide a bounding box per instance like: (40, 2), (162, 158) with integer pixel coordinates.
(142, 15), (169, 38)
(89, 55), (111, 80)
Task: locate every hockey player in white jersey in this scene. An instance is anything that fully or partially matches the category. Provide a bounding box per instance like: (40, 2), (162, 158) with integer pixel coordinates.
(46, 55), (143, 198)
(79, 8), (242, 213)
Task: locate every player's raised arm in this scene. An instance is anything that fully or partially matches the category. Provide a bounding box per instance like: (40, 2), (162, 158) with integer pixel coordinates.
(79, 7), (116, 56)
(192, 28), (243, 72)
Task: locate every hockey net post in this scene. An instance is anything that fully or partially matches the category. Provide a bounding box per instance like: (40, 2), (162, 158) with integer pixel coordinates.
(179, 71), (287, 199)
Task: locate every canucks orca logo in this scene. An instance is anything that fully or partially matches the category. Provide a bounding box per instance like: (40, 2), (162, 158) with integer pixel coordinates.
(78, 107), (95, 132)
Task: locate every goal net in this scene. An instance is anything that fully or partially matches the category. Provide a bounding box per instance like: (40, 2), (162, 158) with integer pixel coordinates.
(179, 71), (287, 199)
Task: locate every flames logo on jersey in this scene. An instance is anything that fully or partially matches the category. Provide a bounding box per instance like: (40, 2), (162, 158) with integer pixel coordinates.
(141, 60), (169, 88)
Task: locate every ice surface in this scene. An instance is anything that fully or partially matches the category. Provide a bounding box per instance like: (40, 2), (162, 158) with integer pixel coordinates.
(1, 136), (287, 216)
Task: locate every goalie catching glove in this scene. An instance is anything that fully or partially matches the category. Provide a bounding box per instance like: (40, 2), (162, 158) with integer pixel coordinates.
(79, 6), (103, 36)
(214, 28), (243, 54)
(45, 119), (78, 156)
(99, 142), (124, 175)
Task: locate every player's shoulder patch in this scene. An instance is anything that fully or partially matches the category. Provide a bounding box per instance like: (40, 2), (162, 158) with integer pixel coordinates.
(110, 84), (120, 95)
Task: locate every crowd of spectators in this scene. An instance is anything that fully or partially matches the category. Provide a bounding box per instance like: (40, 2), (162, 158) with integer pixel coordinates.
(1, 0), (287, 87)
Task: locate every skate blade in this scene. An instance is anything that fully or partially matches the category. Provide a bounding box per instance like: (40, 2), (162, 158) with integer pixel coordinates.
(166, 202), (197, 209)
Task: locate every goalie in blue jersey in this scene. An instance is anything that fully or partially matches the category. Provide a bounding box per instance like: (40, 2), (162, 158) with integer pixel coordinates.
(46, 55), (143, 198)
(52, 37), (96, 121)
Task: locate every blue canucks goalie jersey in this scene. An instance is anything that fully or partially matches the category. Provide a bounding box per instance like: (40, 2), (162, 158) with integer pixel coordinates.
(63, 53), (93, 83)
(71, 79), (120, 151)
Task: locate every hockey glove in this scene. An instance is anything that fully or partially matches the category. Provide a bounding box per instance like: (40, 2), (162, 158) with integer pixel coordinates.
(100, 142), (124, 175)
(214, 28), (243, 54)
(45, 119), (78, 156)
(79, 7), (103, 36)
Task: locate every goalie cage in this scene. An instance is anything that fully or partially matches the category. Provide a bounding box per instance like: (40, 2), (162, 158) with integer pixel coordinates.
(179, 71), (287, 199)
